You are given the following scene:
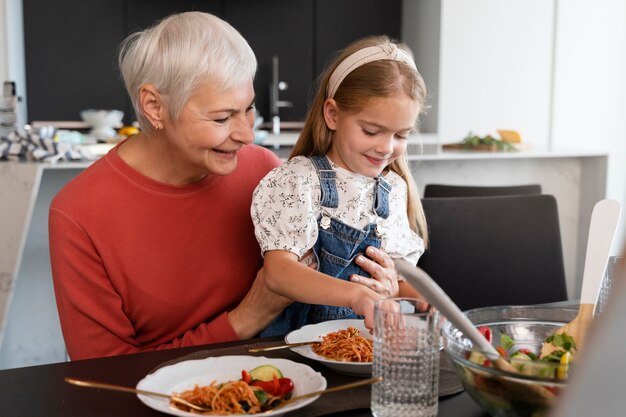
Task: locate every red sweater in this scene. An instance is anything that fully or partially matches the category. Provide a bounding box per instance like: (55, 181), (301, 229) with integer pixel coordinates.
(49, 144), (281, 360)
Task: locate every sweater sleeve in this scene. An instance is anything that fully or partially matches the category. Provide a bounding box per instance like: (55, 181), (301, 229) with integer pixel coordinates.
(49, 208), (239, 360)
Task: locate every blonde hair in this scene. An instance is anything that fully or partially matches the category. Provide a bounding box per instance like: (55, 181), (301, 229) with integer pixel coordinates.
(118, 11), (257, 133)
(290, 35), (429, 246)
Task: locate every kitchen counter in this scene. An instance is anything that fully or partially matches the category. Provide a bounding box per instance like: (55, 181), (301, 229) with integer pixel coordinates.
(0, 142), (608, 369)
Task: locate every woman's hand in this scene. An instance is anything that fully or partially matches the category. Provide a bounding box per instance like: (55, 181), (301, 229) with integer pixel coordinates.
(228, 268), (293, 339)
(228, 254), (318, 339)
(350, 246), (400, 297)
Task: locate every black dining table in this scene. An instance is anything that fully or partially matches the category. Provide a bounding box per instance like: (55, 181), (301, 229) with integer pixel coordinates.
(0, 336), (488, 417)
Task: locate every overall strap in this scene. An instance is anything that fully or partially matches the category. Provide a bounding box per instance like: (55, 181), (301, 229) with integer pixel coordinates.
(309, 155), (339, 208)
(373, 175), (392, 219)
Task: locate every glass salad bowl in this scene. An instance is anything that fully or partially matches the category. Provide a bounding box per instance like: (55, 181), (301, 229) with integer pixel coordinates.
(442, 305), (578, 417)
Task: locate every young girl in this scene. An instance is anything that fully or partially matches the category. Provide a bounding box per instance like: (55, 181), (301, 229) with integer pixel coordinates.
(252, 36), (429, 336)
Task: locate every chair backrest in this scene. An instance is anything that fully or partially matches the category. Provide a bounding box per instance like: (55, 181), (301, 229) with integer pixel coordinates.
(417, 194), (567, 311)
(423, 183), (542, 198)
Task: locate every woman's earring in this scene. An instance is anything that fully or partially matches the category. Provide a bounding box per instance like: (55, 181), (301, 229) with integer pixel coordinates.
(154, 124), (161, 131)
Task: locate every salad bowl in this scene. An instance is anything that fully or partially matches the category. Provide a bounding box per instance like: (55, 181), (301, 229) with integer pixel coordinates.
(442, 305), (578, 417)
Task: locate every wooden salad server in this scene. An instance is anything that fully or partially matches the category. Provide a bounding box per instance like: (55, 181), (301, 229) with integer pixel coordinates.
(540, 199), (621, 359)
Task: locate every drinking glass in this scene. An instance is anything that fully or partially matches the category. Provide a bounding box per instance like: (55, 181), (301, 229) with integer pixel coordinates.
(371, 298), (440, 417)
(596, 256), (624, 315)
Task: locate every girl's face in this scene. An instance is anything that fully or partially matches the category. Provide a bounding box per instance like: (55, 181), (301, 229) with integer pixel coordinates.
(162, 80), (256, 181)
(324, 90), (420, 178)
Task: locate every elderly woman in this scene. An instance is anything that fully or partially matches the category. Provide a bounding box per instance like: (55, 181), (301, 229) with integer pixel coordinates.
(49, 11), (402, 360)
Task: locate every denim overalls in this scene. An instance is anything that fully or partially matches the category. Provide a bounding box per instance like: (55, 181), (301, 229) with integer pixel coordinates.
(258, 155), (391, 337)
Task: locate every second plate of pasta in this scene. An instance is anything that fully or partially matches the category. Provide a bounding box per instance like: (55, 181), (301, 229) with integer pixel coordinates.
(285, 319), (372, 376)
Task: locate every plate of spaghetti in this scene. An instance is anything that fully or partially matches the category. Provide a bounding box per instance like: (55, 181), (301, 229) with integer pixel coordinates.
(285, 319), (373, 376)
(136, 355), (326, 416)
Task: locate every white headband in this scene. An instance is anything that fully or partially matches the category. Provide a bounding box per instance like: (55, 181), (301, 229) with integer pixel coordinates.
(326, 43), (417, 98)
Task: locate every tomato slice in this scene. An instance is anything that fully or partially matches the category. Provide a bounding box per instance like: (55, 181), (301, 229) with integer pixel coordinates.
(277, 378), (294, 397)
(272, 374), (280, 396)
(251, 380), (279, 396)
(241, 370), (251, 384)
(477, 326), (492, 343)
(250, 375), (295, 398)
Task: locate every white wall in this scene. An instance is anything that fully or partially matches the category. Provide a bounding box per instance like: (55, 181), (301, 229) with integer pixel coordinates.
(438, 0), (556, 146)
(0, 0), (27, 130)
(403, 0), (626, 255)
(403, 0), (556, 146)
(551, 0), (626, 254)
(0, 0), (7, 83)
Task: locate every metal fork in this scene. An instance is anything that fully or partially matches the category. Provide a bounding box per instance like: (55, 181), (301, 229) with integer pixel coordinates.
(64, 377), (211, 413)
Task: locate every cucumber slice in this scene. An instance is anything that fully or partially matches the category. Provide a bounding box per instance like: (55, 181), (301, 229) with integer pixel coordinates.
(249, 364), (283, 381)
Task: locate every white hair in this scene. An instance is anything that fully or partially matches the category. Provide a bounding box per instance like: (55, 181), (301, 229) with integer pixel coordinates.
(118, 11), (257, 132)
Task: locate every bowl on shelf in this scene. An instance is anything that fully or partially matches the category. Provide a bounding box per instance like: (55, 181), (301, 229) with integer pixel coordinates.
(80, 109), (124, 140)
(442, 305), (578, 417)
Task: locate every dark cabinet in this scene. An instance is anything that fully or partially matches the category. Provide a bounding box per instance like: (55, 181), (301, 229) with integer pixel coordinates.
(224, 0), (313, 123)
(315, 0), (402, 76)
(23, 0), (400, 125)
(126, 1), (222, 34)
(23, 0), (128, 122)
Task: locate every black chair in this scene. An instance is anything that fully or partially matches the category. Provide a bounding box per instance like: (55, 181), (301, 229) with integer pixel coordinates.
(417, 194), (567, 311)
(423, 183), (542, 198)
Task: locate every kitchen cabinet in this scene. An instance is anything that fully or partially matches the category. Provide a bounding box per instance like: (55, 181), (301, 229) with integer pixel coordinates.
(314, 0), (401, 76)
(22, 0), (400, 125)
(223, 0), (313, 123)
(126, 0), (222, 32)
(23, 0), (128, 122)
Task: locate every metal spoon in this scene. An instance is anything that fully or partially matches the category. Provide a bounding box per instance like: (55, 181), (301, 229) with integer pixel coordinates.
(64, 377), (211, 412)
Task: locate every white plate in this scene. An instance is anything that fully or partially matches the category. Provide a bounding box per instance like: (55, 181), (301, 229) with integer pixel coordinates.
(136, 355), (326, 416)
(285, 319), (372, 377)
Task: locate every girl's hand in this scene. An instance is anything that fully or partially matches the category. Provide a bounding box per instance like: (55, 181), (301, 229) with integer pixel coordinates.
(350, 246), (400, 297)
(349, 286), (383, 330)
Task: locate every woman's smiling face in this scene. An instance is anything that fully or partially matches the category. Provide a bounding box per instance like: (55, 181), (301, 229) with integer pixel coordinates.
(163, 79), (257, 180)
(324, 90), (419, 177)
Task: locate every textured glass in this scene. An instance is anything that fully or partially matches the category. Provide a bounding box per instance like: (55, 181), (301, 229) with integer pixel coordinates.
(371, 298), (439, 417)
(597, 256), (624, 315)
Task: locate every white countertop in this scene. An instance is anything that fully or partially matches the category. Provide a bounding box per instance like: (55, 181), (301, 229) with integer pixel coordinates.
(257, 131), (608, 161)
(4, 131), (606, 170)
(407, 147), (608, 161)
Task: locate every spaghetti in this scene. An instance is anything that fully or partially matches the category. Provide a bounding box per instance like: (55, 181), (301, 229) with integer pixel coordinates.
(312, 326), (373, 362)
(172, 380), (270, 415)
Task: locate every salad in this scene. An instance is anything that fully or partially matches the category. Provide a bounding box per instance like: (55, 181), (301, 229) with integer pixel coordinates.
(171, 364), (295, 414)
(469, 326), (575, 380)
(241, 364), (295, 402)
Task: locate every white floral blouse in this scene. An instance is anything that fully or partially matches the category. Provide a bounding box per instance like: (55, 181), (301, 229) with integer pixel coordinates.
(251, 155), (424, 265)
